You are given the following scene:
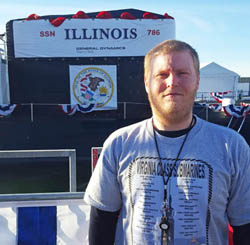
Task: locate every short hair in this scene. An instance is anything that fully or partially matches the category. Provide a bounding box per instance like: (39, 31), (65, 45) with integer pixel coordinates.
(144, 40), (200, 80)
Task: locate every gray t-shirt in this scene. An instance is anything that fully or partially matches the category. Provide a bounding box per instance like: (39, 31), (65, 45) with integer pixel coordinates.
(84, 116), (250, 245)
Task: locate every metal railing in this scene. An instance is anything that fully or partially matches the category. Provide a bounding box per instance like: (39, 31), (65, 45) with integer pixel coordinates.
(196, 90), (250, 103)
(0, 192), (83, 202)
(0, 149), (81, 202)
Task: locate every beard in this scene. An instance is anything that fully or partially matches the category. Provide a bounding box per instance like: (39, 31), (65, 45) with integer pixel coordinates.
(147, 91), (196, 126)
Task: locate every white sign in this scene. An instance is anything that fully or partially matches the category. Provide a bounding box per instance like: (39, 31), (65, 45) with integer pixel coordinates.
(13, 19), (175, 58)
(69, 65), (117, 111)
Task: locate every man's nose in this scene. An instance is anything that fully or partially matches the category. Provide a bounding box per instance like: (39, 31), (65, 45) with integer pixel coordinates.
(165, 73), (178, 87)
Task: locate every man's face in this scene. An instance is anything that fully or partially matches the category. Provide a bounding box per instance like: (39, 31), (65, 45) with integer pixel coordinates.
(145, 50), (200, 124)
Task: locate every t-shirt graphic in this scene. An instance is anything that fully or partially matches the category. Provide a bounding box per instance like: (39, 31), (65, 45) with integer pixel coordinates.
(128, 157), (213, 245)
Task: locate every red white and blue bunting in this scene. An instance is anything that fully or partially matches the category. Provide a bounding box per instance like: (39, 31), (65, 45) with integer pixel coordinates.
(223, 104), (250, 118)
(59, 103), (96, 115)
(0, 104), (17, 117)
(59, 104), (78, 116)
(210, 91), (232, 103)
(209, 91), (250, 118)
(207, 103), (222, 112)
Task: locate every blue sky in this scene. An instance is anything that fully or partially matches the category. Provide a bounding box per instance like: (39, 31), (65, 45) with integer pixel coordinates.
(0, 0), (249, 76)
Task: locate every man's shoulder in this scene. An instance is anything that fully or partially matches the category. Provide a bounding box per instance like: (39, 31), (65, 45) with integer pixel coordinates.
(198, 116), (236, 132)
(196, 116), (247, 143)
(112, 118), (150, 137)
(105, 118), (151, 144)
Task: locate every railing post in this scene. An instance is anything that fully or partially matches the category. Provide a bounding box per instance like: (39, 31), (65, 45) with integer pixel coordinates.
(69, 150), (77, 192)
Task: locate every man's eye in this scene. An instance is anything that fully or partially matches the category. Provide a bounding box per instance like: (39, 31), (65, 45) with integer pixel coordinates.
(179, 71), (189, 76)
(157, 73), (169, 78)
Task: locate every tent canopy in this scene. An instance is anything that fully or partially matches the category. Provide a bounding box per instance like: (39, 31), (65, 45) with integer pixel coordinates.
(200, 62), (239, 77)
(198, 62), (239, 95)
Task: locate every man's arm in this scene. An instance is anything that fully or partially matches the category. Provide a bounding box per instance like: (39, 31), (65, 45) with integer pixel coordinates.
(89, 206), (119, 245)
(233, 223), (250, 245)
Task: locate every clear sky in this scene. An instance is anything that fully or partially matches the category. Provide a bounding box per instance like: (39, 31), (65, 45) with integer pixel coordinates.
(0, 0), (249, 77)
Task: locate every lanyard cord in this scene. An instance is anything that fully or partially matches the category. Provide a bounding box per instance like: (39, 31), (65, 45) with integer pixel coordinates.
(153, 117), (194, 202)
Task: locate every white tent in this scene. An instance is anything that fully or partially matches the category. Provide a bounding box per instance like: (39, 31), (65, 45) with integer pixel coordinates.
(0, 57), (10, 104)
(197, 62), (239, 100)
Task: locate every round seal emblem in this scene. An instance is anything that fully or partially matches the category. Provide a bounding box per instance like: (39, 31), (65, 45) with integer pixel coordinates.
(72, 67), (114, 108)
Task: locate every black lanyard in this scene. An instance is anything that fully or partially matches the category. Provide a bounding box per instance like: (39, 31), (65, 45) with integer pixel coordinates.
(152, 117), (194, 242)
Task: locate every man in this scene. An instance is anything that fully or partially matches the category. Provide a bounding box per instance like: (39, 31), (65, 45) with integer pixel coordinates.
(84, 40), (250, 244)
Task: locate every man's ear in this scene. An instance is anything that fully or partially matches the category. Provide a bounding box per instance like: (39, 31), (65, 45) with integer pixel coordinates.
(196, 74), (200, 91)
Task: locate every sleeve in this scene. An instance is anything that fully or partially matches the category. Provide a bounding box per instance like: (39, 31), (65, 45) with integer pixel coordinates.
(89, 206), (119, 245)
(84, 134), (122, 212)
(227, 137), (250, 226)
